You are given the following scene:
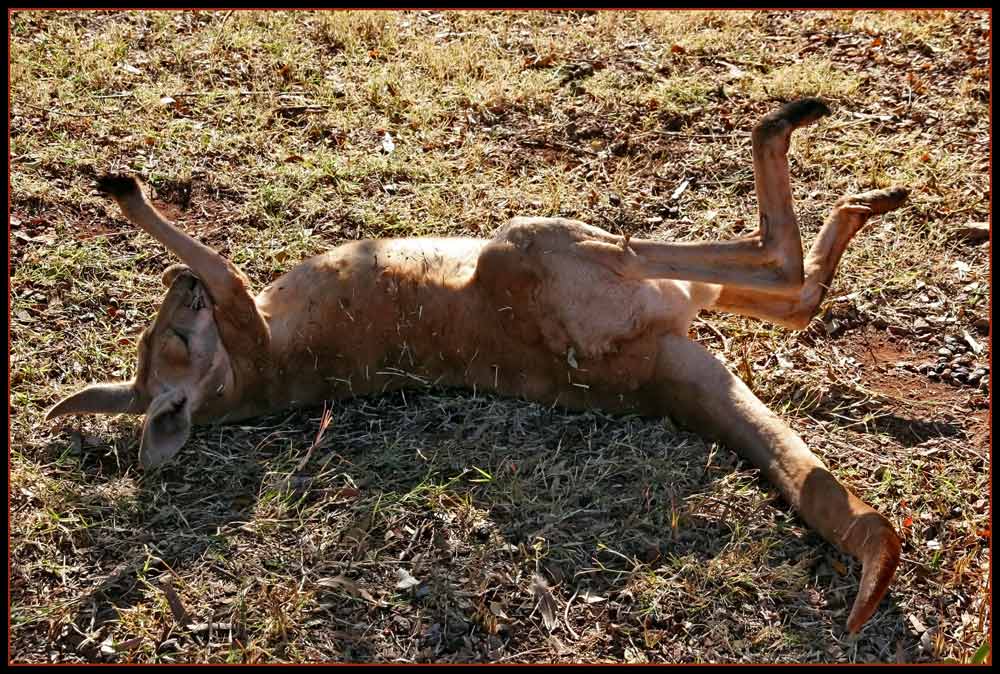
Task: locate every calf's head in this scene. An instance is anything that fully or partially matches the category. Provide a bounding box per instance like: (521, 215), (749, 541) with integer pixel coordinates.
(46, 264), (236, 470)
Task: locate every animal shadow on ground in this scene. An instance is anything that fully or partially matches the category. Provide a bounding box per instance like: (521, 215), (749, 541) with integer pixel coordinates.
(36, 389), (917, 663)
(804, 382), (974, 449)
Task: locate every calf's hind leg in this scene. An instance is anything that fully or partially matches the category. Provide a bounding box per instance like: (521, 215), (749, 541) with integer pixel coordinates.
(598, 98), (830, 292)
(650, 335), (901, 633)
(710, 186), (909, 329)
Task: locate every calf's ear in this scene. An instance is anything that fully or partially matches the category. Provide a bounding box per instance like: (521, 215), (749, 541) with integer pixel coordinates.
(139, 389), (192, 470)
(46, 382), (143, 420)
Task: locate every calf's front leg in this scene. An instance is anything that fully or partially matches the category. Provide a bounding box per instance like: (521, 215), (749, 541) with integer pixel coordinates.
(650, 335), (901, 633)
(95, 174), (271, 358)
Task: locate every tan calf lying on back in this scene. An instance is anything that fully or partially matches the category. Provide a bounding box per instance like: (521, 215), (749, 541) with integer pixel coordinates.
(48, 99), (908, 634)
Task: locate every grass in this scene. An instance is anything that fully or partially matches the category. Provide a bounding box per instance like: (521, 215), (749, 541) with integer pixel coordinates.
(10, 9), (991, 664)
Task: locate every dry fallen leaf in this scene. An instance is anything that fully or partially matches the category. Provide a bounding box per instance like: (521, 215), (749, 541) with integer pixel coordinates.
(395, 568), (421, 591)
(920, 628), (936, 653)
(962, 330), (983, 354)
(381, 132), (395, 155)
(524, 53), (557, 69)
(956, 222), (989, 243)
(332, 487), (360, 500)
(566, 347), (579, 369)
(671, 178), (690, 201)
(579, 590), (606, 604)
(489, 601), (510, 620)
(531, 574), (558, 632)
(160, 581), (191, 626)
(317, 575), (383, 606)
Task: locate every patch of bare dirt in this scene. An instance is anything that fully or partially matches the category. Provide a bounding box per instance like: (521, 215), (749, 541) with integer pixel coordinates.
(836, 328), (989, 448)
(149, 185), (240, 250)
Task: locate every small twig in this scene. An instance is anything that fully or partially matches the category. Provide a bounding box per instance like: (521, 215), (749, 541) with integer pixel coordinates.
(187, 621), (234, 634)
(563, 587), (580, 641)
(160, 581), (192, 627)
(19, 102), (103, 118)
(823, 118), (888, 132)
(295, 403), (333, 472)
(620, 232), (634, 255)
(498, 647), (550, 662)
(633, 129), (745, 141)
(692, 494), (738, 523)
(695, 317), (730, 353)
(275, 105), (328, 116)
(817, 136), (905, 155)
(520, 137), (598, 157)
(169, 90), (310, 98)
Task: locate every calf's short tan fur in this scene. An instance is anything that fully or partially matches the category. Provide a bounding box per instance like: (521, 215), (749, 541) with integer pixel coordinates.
(48, 99), (908, 634)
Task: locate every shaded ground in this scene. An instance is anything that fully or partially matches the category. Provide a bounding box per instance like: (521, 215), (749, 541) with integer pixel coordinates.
(10, 9), (991, 664)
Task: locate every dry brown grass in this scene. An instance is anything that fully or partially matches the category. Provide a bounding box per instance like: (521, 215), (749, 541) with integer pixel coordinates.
(10, 9), (991, 664)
